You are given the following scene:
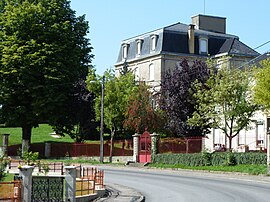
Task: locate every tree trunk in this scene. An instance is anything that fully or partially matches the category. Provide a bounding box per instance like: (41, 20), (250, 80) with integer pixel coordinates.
(228, 136), (232, 151)
(22, 125), (32, 156)
(109, 129), (115, 163)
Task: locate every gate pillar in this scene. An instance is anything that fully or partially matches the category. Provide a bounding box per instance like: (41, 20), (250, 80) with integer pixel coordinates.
(2, 134), (9, 156)
(132, 133), (140, 162)
(151, 133), (159, 156)
(65, 166), (77, 202)
(19, 166), (34, 202)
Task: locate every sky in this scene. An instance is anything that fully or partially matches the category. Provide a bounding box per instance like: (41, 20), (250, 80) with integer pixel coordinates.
(70, 0), (270, 75)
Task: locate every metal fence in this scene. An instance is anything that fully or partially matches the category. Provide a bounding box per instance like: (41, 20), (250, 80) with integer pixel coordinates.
(158, 137), (203, 153)
(7, 140), (133, 158)
(0, 181), (22, 202)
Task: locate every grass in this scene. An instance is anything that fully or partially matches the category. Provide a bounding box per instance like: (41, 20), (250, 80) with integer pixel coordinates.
(148, 163), (267, 175)
(2, 173), (15, 182)
(0, 124), (74, 145)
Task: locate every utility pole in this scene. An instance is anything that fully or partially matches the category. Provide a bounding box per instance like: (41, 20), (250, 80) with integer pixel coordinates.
(100, 75), (105, 163)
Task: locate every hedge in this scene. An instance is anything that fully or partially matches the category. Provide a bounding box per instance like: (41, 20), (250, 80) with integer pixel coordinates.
(151, 152), (267, 166)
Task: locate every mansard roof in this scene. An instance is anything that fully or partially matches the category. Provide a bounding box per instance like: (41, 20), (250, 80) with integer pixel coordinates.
(116, 22), (259, 64)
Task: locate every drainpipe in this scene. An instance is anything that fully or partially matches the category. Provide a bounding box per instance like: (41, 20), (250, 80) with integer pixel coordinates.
(188, 24), (195, 54)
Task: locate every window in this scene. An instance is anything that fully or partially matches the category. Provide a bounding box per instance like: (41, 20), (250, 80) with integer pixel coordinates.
(134, 67), (140, 81)
(149, 63), (155, 81)
(136, 39), (143, 56)
(122, 43), (129, 60)
(150, 35), (158, 51)
(199, 38), (208, 54)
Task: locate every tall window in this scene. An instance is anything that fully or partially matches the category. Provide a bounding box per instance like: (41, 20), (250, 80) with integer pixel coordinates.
(150, 35), (158, 51)
(149, 63), (155, 81)
(134, 67), (140, 81)
(122, 43), (129, 60)
(136, 39), (143, 56)
(199, 38), (208, 55)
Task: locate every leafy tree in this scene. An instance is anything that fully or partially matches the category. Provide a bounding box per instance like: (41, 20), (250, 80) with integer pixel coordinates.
(124, 82), (164, 134)
(159, 59), (210, 137)
(0, 0), (93, 152)
(53, 79), (97, 143)
(188, 67), (258, 150)
(90, 70), (137, 162)
(253, 59), (270, 109)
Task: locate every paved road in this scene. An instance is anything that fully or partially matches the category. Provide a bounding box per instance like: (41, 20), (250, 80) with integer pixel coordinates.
(99, 166), (270, 202)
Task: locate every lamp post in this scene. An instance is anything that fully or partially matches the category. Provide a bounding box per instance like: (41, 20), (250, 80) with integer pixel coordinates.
(100, 75), (105, 163)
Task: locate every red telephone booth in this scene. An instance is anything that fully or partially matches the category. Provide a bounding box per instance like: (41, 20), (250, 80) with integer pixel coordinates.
(139, 131), (151, 163)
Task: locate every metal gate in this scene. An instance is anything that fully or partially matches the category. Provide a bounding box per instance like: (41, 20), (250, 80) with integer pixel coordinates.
(139, 131), (151, 163)
(31, 176), (64, 202)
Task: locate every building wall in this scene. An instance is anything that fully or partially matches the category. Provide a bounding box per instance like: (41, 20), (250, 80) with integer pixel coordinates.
(204, 111), (267, 152)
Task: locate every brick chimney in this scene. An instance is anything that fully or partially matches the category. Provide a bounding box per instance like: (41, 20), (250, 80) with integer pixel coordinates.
(188, 24), (195, 54)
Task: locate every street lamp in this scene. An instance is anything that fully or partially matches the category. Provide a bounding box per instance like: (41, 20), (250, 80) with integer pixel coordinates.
(99, 75), (105, 163)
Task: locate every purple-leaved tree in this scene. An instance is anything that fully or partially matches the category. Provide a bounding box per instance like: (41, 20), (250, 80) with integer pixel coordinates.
(159, 59), (210, 137)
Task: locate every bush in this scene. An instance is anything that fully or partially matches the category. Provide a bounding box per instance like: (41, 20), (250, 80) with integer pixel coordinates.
(152, 152), (266, 166)
(0, 156), (10, 181)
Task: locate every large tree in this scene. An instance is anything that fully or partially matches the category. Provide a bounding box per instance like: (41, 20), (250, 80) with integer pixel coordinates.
(253, 59), (270, 109)
(188, 67), (258, 150)
(159, 59), (210, 137)
(0, 0), (93, 151)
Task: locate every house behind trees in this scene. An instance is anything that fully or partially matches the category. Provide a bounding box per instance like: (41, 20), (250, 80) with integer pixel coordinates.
(115, 14), (267, 152)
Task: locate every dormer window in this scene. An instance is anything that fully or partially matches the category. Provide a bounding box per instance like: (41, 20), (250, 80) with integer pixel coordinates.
(199, 38), (208, 55)
(122, 43), (129, 60)
(136, 39), (143, 56)
(150, 34), (158, 51)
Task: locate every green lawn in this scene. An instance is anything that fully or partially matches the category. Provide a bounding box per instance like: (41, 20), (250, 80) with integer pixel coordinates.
(0, 124), (74, 146)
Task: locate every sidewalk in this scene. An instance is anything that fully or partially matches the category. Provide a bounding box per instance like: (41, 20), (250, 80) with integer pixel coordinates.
(94, 183), (145, 202)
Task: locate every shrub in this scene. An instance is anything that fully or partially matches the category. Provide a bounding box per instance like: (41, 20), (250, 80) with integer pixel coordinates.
(0, 156), (10, 181)
(152, 152), (266, 166)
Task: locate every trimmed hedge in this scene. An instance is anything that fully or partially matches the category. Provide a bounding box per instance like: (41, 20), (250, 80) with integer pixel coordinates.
(152, 152), (267, 166)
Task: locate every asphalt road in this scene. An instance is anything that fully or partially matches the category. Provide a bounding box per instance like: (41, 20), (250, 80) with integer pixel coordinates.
(99, 166), (270, 202)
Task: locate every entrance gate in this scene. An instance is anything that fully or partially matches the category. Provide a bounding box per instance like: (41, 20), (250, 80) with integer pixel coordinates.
(139, 131), (151, 163)
(31, 176), (64, 202)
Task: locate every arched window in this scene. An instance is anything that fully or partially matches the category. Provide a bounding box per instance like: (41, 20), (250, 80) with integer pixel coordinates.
(122, 43), (129, 60)
(135, 67), (140, 81)
(150, 35), (158, 51)
(136, 39), (143, 56)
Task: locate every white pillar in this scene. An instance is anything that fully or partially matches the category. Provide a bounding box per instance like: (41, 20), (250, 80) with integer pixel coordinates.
(132, 133), (140, 162)
(267, 133), (270, 174)
(150, 133), (159, 156)
(45, 142), (51, 158)
(2, 134), (9, 156)
(65, 166), (77, 202)
(22, 139), (29, 155)
(19, 166), (34, 202)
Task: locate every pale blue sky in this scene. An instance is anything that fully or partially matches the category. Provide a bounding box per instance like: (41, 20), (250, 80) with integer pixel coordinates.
(70, 0), (270, 74)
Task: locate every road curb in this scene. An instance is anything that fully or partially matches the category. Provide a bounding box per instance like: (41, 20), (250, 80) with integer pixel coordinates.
(94, 183), (145, 202)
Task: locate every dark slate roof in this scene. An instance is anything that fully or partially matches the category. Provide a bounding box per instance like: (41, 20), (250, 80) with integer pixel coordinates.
(116, 22), (260, 64)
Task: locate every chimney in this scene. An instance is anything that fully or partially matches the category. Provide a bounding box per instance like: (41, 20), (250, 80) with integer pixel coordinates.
(188, 24), (195, 54)
(192, 14), (226, 34)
